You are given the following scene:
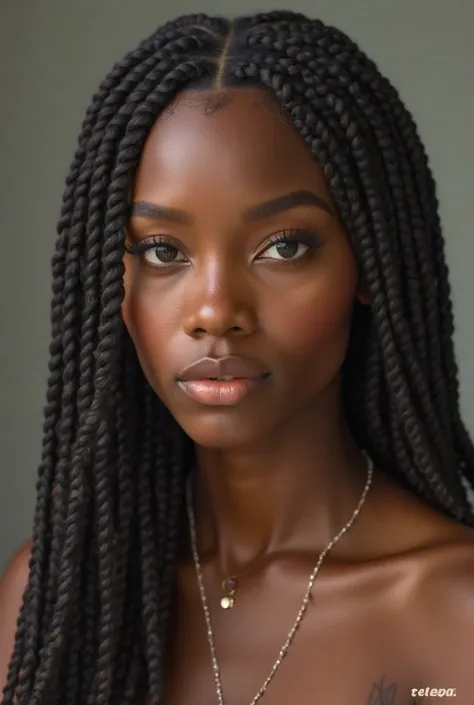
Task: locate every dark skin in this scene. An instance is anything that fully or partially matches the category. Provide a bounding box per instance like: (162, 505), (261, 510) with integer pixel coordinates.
(2, 87), (474, 704)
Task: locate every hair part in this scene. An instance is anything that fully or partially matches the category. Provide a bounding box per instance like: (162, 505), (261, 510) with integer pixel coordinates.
(3, 10), (474, 705)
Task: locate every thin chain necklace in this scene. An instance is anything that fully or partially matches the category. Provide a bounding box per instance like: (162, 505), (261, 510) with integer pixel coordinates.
(185, 452), (374, 705)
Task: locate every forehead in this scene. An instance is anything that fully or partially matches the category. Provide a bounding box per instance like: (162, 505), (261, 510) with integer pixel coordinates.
(132, 87), (330, 200)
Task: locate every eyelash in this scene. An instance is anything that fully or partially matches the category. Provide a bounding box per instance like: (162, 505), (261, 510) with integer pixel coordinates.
(125, 228), (322, 265)
(264, 229), (322, 254)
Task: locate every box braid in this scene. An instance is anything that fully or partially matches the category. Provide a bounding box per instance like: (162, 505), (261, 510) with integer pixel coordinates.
(3, 9), (474, 705)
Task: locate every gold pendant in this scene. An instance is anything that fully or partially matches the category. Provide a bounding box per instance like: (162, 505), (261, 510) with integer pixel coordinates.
(220, 577), (237, 609)
(220, 595), (235, 609)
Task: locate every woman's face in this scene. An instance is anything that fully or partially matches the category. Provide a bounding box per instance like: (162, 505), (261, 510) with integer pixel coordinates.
(122, 87), (367, 449)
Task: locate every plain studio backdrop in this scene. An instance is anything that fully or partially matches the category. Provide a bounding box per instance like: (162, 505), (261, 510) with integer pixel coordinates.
(0, 0), (473, 570)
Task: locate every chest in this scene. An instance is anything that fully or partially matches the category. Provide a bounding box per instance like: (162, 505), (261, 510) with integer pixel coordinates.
(161, 566), (423, 705)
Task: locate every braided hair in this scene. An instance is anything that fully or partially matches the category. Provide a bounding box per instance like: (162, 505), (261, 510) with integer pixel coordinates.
(3, 10), (474, 705)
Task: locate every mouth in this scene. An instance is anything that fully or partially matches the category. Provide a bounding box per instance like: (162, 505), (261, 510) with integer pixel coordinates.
(203, 375), (251, 381)
(177, 375), (270, 406)
(176, 356), (271, 406)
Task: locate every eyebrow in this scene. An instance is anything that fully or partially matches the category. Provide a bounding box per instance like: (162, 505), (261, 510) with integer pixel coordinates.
(245, 190), (336, 220)
(129, 189), (336, 224)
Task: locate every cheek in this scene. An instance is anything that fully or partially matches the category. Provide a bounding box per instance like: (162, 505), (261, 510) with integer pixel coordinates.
(267, 260), (357, 372)
(122, 266), (175, 389)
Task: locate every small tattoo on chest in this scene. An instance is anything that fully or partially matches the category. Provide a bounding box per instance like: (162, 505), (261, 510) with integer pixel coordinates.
(366, 675), (421, 704)
(366, 675), (400, 704)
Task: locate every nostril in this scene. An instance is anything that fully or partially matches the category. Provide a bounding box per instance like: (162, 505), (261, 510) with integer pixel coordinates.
(191, 325), (245, 338)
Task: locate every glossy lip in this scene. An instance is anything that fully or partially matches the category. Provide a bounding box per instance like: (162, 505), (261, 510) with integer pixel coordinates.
(177, 356), (270, 406)
(177, 356), (268, 381)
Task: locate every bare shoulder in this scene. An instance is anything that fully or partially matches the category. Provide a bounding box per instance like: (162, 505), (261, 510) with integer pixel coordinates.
(395, 499), (474, 701)
(0, 540), (32, 691)
(364, 472), (474, 700)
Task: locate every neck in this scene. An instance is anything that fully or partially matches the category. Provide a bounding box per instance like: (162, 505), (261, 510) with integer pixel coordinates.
(189, 389), (371, 576)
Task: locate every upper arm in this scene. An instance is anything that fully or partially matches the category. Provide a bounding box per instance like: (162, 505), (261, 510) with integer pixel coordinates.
(0, 540), (32, 692)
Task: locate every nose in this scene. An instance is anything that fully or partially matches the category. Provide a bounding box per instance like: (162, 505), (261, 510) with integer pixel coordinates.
(182, 260), (257, 339)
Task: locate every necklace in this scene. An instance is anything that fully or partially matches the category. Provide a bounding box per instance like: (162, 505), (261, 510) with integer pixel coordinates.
(185, 452), (374, 705)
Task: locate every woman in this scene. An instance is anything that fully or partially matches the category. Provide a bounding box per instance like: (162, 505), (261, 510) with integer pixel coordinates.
(1, 9), (474, 705)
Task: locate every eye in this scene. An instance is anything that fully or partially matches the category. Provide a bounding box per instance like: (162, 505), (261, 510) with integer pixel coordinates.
(142, 243), (185, 266)
(256, 229), (322, 262)
(125, 236), (188, 267)
(260, 240), (309, 261)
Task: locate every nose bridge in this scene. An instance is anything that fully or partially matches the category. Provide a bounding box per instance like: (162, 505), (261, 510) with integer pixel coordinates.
(207, 253), (243, 302)
(184, 251), (255, 336)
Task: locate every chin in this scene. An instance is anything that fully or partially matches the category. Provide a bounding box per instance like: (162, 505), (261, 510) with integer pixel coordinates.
(174, 411), (270, 451)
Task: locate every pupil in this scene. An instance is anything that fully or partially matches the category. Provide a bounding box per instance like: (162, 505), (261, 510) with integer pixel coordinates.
(156, 245), (177, 263)
(276, 241), (298, 259)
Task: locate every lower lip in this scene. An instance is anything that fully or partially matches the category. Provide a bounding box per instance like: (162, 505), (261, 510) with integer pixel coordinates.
(178, 376), (269, 406)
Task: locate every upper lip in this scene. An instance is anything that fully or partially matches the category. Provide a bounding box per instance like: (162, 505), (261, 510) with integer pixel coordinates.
(178, 356), (269, 381)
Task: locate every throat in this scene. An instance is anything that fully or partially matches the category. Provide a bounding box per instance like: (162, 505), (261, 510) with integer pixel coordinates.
(185, 442), (372, 579)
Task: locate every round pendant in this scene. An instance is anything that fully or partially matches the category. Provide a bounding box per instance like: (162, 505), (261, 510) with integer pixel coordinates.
(220, 595), (235, 609)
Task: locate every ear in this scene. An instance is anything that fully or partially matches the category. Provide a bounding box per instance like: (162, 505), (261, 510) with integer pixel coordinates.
(355, 271), (371, 306)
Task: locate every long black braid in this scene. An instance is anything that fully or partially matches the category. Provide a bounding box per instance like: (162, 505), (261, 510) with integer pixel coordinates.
(3, 10), (474, 705)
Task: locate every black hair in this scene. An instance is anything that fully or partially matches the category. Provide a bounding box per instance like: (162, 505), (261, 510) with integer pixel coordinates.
(3, 10), (474, 705)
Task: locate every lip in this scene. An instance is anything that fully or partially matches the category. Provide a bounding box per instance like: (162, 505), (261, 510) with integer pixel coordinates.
(178, 377), (269, 406)
(178, 356), (268, 381)
(177, 356), (270, 406)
